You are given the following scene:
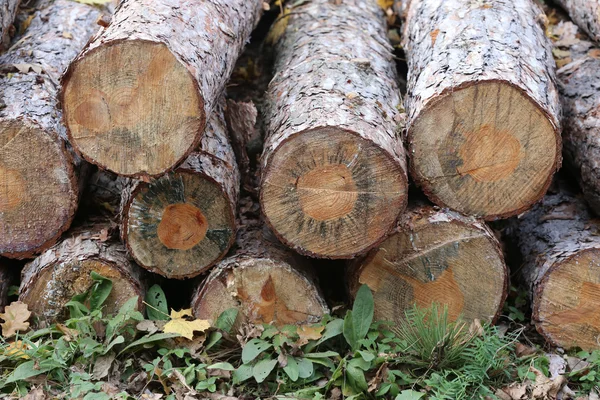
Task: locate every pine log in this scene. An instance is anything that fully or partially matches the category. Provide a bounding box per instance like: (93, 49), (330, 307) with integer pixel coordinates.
(19, 222), (144, 326)
(192, 198), (328, 327)
(0, 0), (19, 51)
(402, 0), (561, 220)
(61, 0), (263, 177)
(512, 179), (600, 350)
(260, 0), (408, 259)
(553, 22), (600, 215)
(121, 103), (240, 279)
(348, 205), (507, 325)
(0, 0), (106, 258)
(554, 0), (600, 44)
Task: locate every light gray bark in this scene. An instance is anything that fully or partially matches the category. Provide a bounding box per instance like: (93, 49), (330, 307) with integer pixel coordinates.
(555, 0), (600, 44)
(0, 0), (19, 51)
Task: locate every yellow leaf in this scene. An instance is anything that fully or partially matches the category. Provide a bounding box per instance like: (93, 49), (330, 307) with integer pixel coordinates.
(4, 340), (30, 359)
(0, 301), (31, 338)
(162, 309), (210, 340)
(376, 0), (394, 10)
(296, 324), (324, 346)
(266, 8), (290, 45)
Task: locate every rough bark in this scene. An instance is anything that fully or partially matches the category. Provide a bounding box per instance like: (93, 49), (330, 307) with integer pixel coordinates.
(61, 0), (263, 177)
(402, 0), (562, 220)
(0, 0), (19, 51)
(511, 179), (600, 350)
(553, 22), (600, 215)
(0, 261), (14, 311)
(191, 197), (328, 327)
(260, 0), (408, 259)
(348, 205), (507, 325)
(120, 103), (240, 279)
(19, 221), (144, 327)
(0, 0), (108, 258)
(555, 0), (600, 43)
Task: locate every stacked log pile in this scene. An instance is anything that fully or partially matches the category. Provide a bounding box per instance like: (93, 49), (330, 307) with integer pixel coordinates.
(0, 0), (20, 51)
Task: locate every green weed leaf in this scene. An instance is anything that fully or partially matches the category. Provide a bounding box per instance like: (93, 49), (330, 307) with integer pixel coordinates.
(145, 285), (168, 320)
(252, 358), (277, 383)
(241, 339), (272, 364)
(395, 390), (425, 400)
(215, 308), (238, 333)
(283, 356), (299, 381)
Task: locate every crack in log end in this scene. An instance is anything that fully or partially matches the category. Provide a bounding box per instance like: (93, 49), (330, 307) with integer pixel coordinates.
(157, 203), (208, 251)
(63, 41), (204, 176)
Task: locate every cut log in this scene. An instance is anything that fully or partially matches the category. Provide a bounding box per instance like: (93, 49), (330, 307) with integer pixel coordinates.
(61, 0), (263, 177)
(192, 198), (328, 327)
(0, 0), (106, 258)
(121, 102), (240, 279)
(260, 0), (408, 259)
(348, 205), (507, 325)
(553, 22), (600, 215)
(20, 222), (144, 326)
(554, 0), (600, 43)
(402, 0), (561, 220)
(0, 0), (19, 51)
(512, 179), (600, 350)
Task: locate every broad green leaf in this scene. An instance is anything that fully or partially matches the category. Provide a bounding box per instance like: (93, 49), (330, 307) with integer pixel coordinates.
(343, 310), (357, 351)
(305, 318), (343, 352)
(346, 364), (368, 392)
(145, 285), (169, 320)
(352, 285), (374, 343)
(207, 362), (235, 371)
(89, 272), (112, 311)
(297, 357), (313, 379)
(304, 351), (340, 358)
(215, 308), (238, 333)
(358, 350), (375, 362)
(83, 393), (111, 400)
(395, 390), (425, 400)
(205, 331), (223, 350)
(348, 357), (371, 371)
(5, 359), (57, 384)
(118, 332), (180, 355)
(233, 364), (253, 384)
(253, 358), (277, 383)
(283, 356), (299, 381)
(241, 339), (272, 364)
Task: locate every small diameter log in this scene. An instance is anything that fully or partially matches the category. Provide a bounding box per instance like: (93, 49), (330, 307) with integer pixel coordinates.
(0, 0), (20, 51)
(0, 0), (105, 258)
(20, 222), (144, 326)
(554, 22), (600, 215)
(192, 199), (328, 326)
(61, 0), (263, 177)
(260, 0), (408, 258)
(121, 104), (240, 279)
(554, 0), (600, 43)
(402, 0), (561, 219)
(513, 180), (600, 350)
(348, 206), (508, 324)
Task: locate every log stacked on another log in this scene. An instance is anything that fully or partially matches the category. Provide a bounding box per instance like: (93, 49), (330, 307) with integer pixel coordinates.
(0, 261), (14, 311)
(402, 0), (561, 220)
(61, 0), (263, 177)
(554, 0), (600, 43)
(20, 222), (144, 327)
(0, 0), (19, 51)
(348, 205), (508, 325)
(192, 197), (328, 327)
(0, 0), (107, 258)
(121, 102), (240, 279)
(261, 0), (408, 259)
(511, 179), (600, 350)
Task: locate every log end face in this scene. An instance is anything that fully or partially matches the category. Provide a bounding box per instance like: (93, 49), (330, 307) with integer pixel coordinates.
(62, 40), (205, 176)
(0, 120), (78, 257)
(534, 248), (600, 350)
(125, 172), (235, 279)
(410, 81), (559, 219)
(261, 127), (408, 258)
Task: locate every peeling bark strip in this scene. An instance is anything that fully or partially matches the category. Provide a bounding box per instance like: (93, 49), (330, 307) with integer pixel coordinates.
(61, 0), (263, 177)
(261, 0), (408, 259)
(348, 205), (507, 325)
(192, 198), (328, 327)
(512, 180), (600, 350)
(0, 0), (19, 51)
(555, 0), (600, 43)
(554, 22), (600, 215)
(403, 0), (561, 220)
(121, 103), (240, 279)
(0, 0), (106, 259)
(20, 222), (144, 327)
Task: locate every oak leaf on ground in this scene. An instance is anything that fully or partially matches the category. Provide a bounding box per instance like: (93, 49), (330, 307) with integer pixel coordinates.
(162, 309), (210, 340)
(0, 301), (31, 338)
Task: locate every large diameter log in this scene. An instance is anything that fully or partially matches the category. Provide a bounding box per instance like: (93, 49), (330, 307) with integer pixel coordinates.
(554, 0), (600, 44)
(20, 222), (144, 326)
(0, 0), (19, 51)
(121, 104), (240, 279)
(512, 180), (600, 350)
(260, 0), (408, 259)
(61, 0), (263, 177)
(348, 206), (507, 325)
(192, 199), (328, 327)
(402, 0), (561, 220)
(554, 22), (600, 215)
(0, 0), (105, 258)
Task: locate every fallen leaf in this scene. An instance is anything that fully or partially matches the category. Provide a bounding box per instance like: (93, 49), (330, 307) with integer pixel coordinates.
(137, 320), (160, 334)
(531, 367), (566, 399)
(62, 32), (72, 39)
(5, 340), (30, 359)
(23, 387), (46, 400)
(163, 309), (210, 340)
(266, 8), (290, 45)
(92, 353), (115, 380)
(376, 0), (393, 9)
(56, 323), (78, 341)
(0, 301), (31, 337)
(19, 15), (34, 35)
(589, 49), (600, 59)
(515, 343), (537, 357)
(296, 324), (324, 346)
(498, 383), (527, 400)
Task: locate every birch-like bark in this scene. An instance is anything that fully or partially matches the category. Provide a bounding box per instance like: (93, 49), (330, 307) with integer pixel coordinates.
(555, 0), (600, 44)
(0, 0), (19, 51)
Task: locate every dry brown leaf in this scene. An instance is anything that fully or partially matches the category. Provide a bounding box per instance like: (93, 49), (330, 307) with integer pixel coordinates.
(0, 301), (31, 337)
(163, 309), (210, 340)
(531, 367), (566, 399)
(498, 383), (528, 400)
(515, 342), (537, 357)
(296, 324), (324, 346)
(589, 49), (600, 59)
(5, 340), (30, 359)
(56, 323), (79, 341)
(23, 387), (46, 400)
